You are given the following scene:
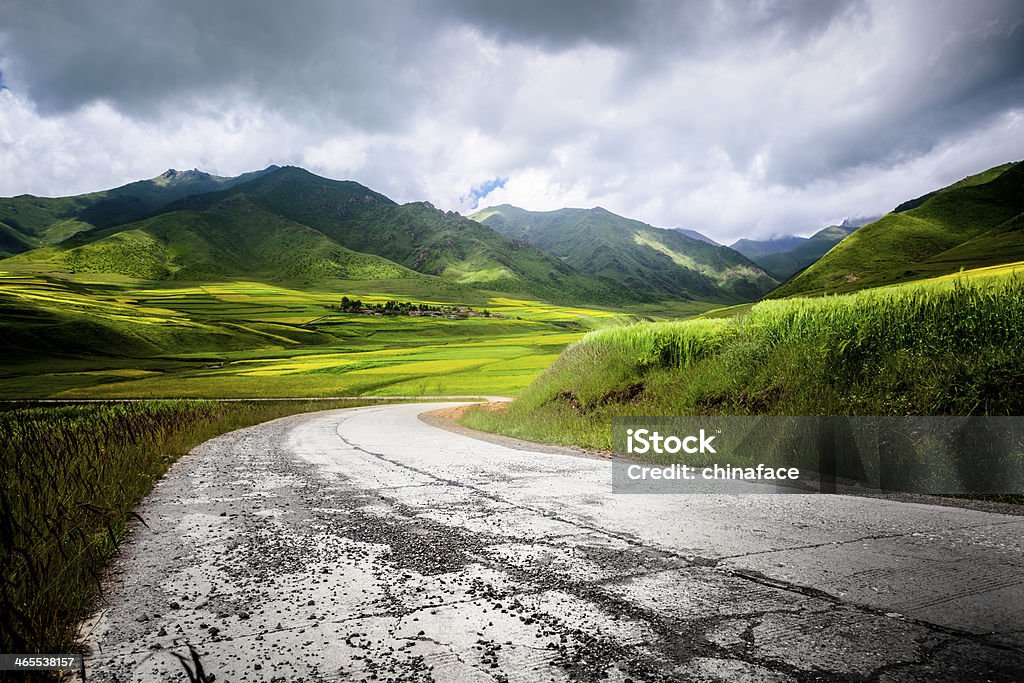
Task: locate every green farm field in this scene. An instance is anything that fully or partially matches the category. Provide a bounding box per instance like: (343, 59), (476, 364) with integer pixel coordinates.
(0, 270), (649, 399)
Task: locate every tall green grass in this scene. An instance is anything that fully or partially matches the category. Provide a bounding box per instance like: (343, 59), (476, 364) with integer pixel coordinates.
(0, 399), (396, 657)
(462, 276), (1024, 449)
(579, 318), (736, 369)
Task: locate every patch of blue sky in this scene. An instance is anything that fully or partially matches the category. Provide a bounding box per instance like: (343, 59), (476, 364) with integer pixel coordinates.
(462, 176), (508, 209)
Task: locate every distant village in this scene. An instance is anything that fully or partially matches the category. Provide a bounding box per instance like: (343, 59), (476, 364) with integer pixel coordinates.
(330, 296), (502, 320)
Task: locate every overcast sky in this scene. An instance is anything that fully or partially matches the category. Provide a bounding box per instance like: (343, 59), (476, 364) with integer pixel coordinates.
(1, 0), (1023, 242)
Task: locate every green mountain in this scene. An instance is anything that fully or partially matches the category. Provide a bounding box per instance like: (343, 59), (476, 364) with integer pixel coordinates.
(772, 161), (1024, 297)
(153, 167), (632, 303)
(732, 224), (859, 281)
(1, 167), (632, 305)
(0, 220), (35, 256)
(731, 235), (806, 261)
(0, 167), (278, 257)
(469, 205), (777, 302)
(4, 195), (417, 282)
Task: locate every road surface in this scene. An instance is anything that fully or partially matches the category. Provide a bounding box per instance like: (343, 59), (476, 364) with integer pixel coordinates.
(82, 403), (1024, 681)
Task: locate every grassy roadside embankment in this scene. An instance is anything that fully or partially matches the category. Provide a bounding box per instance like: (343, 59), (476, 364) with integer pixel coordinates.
(0, 399), (406, 657)
(461, 274), (1024, 450)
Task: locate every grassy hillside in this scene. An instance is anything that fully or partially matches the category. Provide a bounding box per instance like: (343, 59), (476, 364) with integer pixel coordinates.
(470, 204), (777, 302)
(463, 267), (1024, 450)
(0, 220), (35, 257)
(0, 167), (278, 256)
(160, 167), (632, 304)
(773, 161), (1024, 296)
(0, 193), (96, 254)
(4, 196), (418, 283)
(892, 162), (1019, 213)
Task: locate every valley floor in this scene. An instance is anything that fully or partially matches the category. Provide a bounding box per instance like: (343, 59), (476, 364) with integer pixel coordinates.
(2, 271), (702, 399)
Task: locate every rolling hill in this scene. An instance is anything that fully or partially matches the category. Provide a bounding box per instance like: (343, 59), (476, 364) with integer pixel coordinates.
(772, 161), (1024, 297)
(469, 205), (777, 302)
(4, 196), (418, 282)
(155, 167), (632, 303)
(0, 167), (633, 305)
(0, 167), (279, 257)
(732, 223), (859, 280)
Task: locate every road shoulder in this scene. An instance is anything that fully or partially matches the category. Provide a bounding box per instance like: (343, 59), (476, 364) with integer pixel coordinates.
(419, 404), (611, 461)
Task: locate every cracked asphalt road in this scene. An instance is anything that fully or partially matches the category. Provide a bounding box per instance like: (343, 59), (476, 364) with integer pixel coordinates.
(81, 403), (1024, 681)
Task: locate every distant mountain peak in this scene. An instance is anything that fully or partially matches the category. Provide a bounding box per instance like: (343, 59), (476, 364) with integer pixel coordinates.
(730, 223), (863, 282)
(671, 227), (719, 246)
(158, 168), (211, 182)
(469, 203), (777, 302)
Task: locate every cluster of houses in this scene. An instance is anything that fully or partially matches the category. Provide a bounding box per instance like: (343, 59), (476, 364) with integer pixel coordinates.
(408, 306), (500, 320)
(332, 297), (503, 320)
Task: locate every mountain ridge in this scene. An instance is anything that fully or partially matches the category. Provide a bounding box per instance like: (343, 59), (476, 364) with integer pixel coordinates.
(470, 204), (777, 302)
(0, 166), (282, 257)
(772, 160), (1024, 297)
(154, 167), (633, 303)
(10, 160), (1018, 306)
(671, 227), (718, 245)
(4, 194), (419, 282)
(0, 167), (636, 305)
(732, 224), (860, 281)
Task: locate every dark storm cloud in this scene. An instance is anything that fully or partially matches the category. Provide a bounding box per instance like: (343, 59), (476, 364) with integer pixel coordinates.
(0, 0), (859, 119)
(0, 0), (441, 128)
(437, 0), (860, 53)
(768, 0), (1024, 184)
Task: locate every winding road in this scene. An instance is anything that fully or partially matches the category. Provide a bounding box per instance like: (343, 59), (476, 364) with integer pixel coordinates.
(82, 403), (1024, 681)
